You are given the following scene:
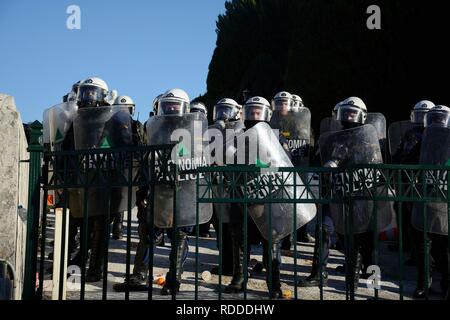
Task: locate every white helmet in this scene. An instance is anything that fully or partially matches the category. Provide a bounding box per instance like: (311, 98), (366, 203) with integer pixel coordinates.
(337, 96), (367, 125)
(272, 91), (293, 112)
(152, 93), (164, 114)
(190, 101), (208, 115)
(332, 101), (343, 118)
(77, 77), (109, 108)
(411, 100), (435, 125)
(115, 95), (135, 115)
(243, 96), (272, 122)
(213, 98), (242, 122)
(158, 88), (190, 115)
(425, 105), (450, 128)
(291, 94), (304, 111)
(62, 79), (83, 103)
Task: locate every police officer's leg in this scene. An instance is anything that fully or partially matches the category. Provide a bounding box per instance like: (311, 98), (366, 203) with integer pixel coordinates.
(111, 211), (124, 240)
(298, 214), (332, 287)
(359, 231), (374, 278)
(430, 233), (449, 298)
(349, 234), (363, 293)
(262, 237), (283, 298)
(224, 220), (247, 293)
(412, 227), (432, 298)
(210, 211), (233, 275)
(68, 217), (86, 267)
(297, 224), (314, 243)
(86, 215), (106, 282)
(113, 219), (151, 291)
(161, 226), (192, 295)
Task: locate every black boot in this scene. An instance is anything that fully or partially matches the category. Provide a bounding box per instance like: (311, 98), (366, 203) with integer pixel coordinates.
(353, 251), (362, 293)
(113, 274), (147, 292)
(413, 231), (432, 299)
(86, 218), (106, 283)
(224, 225), (246, 293)
(264, 242), (283, 299)
(297, 225), (314, 243)
(161, 230), (189, 295)
(114, 222), (151, 292)
(112, 212), (124, 240)
(298, 223), (330, 287)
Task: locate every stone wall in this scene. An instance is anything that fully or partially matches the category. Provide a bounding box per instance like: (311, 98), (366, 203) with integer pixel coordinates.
(0, 93), (29, 299)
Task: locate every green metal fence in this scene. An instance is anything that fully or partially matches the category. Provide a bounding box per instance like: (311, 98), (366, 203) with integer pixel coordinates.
(196, 164), (449, 300)
(22, 122), (449, 300)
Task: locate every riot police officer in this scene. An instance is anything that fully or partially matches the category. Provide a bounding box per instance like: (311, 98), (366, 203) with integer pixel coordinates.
(291, 94), (304, 112)
(389, 100), (435, 264)
(208, 98), (244, 275)
(71, 77), (114, 282)
(270, 91), (314, 245)
(43, 80), (82, 264)
(146, 88), (212, 295)
(109, 95), (146, 240)
(224, 96), (316, 298)
(310, 97), (394, 294)
(411, 105), (450, 299)
(190, 101), (208, 116)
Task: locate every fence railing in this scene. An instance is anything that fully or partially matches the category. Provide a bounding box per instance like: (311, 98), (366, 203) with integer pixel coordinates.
(22, 127), (449, 300)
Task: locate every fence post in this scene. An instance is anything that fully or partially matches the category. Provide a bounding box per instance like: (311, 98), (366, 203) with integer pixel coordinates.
(23, 121), (43, 300)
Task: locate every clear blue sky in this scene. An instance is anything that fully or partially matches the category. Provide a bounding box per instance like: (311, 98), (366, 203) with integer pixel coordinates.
(0, 0), (226, 123)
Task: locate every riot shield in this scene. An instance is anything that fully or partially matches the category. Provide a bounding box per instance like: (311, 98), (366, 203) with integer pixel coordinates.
(226, 122), (317, 242)
(270, 109), (311, 166)
(366, 113), (387, 160)
(42, 101), (78, 150)
(319, 117), (342, 136)
(412, 126), (450, 235)
(69, 105), (135, 218)
(208, 120), (245, 224)
(388, 120), (414, 160)
(319, 125), (395, 234)
(147, 112), (212, 228)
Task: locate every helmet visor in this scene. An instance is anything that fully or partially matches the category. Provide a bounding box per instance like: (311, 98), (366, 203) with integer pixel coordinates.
(191, 105), (206, 115)
(78, 85), (107, 108)
(273, 98), (292, 112)
(158, 99), (189, 115)
(411, 110), (429, 125)
(213, 105), (236, 121)
(425, 111), (450, 128)
(336, 106), (365, 124)
(243, 104), (271, 122)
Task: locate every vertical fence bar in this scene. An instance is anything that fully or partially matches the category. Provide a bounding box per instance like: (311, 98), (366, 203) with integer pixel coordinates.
(397, 168), (404, 300)
(447, 165), (450, 301)
(58, 189), (69, 300)
(80, 154), (90, 300)
(218, 172), (224, 300)
(243, 171), (248, 300)
(23, 121), (44, 300)
(147, 149), (156, 301)
(293, 171), (298, 300)
(195, 172), (200, 300)
(171, 163), (179, 301)
(102, 184), (112, 300)
(348, 168), (356, 300)
(267, 172), (273, 299)
(125, 151), (134, 301)
(37, 157), (49, 300)
(318, 170), (324, 300)
(371, 170), (379, 300)
(422, 169), (430, 300)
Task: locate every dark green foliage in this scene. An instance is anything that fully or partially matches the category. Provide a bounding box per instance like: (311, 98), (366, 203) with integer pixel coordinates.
(200, 0), (448, 131)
